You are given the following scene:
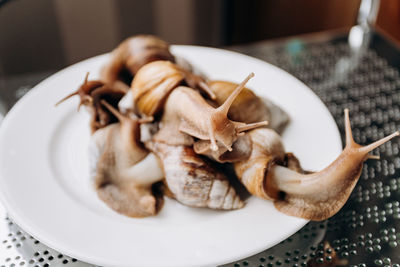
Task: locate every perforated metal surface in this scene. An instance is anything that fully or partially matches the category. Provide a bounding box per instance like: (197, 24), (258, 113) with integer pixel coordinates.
(1, 31), (400, 266)
(0, 204), (92, 267)
(223, 33), (400, 266)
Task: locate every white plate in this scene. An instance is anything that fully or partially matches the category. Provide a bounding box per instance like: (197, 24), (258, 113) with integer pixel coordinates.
(0, 46), (342, 267)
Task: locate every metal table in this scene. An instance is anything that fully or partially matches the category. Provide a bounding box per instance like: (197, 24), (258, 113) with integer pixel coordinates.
(1, 29), (400, 266)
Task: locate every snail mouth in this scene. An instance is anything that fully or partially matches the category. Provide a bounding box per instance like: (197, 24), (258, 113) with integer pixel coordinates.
(152, 182), (165, 214)
(277, 191), (286, 201)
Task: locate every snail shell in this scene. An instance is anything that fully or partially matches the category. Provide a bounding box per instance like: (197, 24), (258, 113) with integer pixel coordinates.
(234, 128), (286, 200)
(147, 141), (244, 210)
(100, 35), (175, 89)
(131, 61), (185, 117)
(131, 60), (215, 117)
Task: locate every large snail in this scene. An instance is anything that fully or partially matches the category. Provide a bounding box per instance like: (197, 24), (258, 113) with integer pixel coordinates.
(89, 100), (164, 217)
(234, 110), (399, 221)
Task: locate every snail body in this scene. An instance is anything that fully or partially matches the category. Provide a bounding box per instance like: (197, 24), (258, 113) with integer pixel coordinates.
(131, 60), (215, 117)
(154, 73), (268, 152)
(268, 109), (399, 220)
(90, 101), (164, 217)
(234, 110), (399, 221)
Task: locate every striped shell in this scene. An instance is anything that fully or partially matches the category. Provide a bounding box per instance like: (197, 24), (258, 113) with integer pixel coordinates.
(234, 128), (285, 200)
(148, 141), (244, 210)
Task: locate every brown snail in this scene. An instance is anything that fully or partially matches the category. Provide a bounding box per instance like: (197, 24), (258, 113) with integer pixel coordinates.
(100, 35), (175, 90)
(90, 100), (164, 217)
(154, 73), (268, 152)
(234, 110), (399, 221)
(56, 73), (127, 133)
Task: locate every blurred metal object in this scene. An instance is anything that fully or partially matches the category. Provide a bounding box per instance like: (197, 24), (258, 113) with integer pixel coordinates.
(333, 0), (381, 84)
(349, 0), (380, 51)
(358, 0), (380, 28)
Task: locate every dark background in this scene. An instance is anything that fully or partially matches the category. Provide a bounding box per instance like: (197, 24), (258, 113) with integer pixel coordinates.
(0, 0), (398, 76)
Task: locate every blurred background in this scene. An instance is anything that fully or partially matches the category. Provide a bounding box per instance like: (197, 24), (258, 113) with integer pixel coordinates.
(3, 1), (400, 266)
(0, 0), (399, 75)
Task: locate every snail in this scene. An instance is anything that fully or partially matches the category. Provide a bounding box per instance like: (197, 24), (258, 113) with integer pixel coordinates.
(100, 35), (175, 90)
(235, 110), (399, 221)
(153, 73), (268, 152)
(147, 141), (244, 210)
(90, 100), (164, 217)
(208, 80), (289, 133)
(130, 60), (215, 118)
(56, 74), (127, 132)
